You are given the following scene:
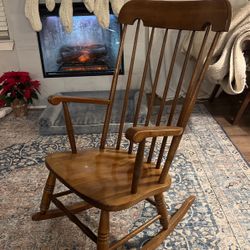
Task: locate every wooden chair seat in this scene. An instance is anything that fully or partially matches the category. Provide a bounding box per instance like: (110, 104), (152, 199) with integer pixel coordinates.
(46, 149), (171, 211)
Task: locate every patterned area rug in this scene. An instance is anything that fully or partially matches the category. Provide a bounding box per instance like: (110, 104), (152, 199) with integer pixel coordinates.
(0, 105), (249, 249)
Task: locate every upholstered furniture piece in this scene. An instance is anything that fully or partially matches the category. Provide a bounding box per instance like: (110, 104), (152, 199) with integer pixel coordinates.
(32, 1), (231, 249)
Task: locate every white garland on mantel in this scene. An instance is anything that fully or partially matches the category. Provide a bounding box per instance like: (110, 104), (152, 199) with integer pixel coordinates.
(25, 0), (124, 32)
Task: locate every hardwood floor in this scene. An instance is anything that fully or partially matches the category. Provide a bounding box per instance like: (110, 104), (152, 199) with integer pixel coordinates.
(204, 92), (250, 163)
(151, 93), (250, 163)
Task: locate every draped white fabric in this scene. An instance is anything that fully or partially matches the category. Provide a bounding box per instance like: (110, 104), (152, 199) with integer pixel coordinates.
(181, 0), (250, 95)
(153, 0), (249, 98)
(207, 3), (250, 94)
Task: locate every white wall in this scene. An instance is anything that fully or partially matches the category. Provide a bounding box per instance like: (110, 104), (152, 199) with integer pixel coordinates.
(1, 0), (249, 104)
(0, 0), (19, 74)
(1, 0), (148, 105)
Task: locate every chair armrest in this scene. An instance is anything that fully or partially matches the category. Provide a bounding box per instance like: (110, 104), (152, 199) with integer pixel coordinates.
(48, 95), (110, 106)
(125, 126), (183, 143)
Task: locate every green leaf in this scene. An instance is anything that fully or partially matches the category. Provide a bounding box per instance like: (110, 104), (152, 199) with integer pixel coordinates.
(31, 92), (38, 99)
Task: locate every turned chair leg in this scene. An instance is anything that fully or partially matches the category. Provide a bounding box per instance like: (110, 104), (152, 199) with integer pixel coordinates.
(154, 194), (169, 230)
(97, 210), (110, 250)
(40, 171), (56, 214)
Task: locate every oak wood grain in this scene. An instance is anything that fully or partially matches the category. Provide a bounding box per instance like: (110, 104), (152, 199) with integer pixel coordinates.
(48, 95), (110, 105)
(97, 211), (110, 250)
(45, 149), (172, 211)
(126, 126), (183, 143)
(119, 0), (231, 32)
(39, 172), (56, 214)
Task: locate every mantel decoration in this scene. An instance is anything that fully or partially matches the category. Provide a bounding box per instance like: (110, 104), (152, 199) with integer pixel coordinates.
(25, 0), (125, 32)
(0, 72), (40, 117)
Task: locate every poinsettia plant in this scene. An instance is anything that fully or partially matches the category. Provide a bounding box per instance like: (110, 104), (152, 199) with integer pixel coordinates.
(0, 71), (40, 108)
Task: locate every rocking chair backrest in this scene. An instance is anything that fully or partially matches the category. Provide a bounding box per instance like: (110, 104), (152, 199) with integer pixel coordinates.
(99, 0), (231, 183)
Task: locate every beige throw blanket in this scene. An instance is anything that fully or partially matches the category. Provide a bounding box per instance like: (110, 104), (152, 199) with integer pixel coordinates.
(208, 3), (250, 94)
(25, 0), (124, 32)
(182, 1), (250, 95)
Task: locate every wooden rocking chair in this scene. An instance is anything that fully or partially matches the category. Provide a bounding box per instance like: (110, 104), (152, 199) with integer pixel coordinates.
(32, 1), (231, 249)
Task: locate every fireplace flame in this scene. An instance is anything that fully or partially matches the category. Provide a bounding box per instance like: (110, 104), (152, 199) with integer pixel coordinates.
(78, 54), (91, 63)
(58, 44), (109, 72)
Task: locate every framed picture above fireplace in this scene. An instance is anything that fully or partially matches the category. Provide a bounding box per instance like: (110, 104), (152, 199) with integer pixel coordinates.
(37, 3), (124, 78)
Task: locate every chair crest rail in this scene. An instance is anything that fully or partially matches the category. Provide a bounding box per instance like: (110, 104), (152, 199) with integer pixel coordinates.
(119, 0), (231, 32)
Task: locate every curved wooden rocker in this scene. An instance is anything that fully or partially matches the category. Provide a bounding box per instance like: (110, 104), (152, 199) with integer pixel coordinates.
(32, 1), (231, 249)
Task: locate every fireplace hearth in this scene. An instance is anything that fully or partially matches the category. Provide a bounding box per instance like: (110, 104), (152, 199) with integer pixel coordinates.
(37, 4), (123, 78)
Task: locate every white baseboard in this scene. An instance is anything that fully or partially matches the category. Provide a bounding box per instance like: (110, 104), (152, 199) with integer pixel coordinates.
(28, 105), (47, 109)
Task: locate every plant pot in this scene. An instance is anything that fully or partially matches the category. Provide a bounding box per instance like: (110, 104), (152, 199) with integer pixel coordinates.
(11, 99), (28, 117)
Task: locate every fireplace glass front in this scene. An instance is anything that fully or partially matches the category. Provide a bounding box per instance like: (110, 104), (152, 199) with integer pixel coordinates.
(38, 5), (123, 78)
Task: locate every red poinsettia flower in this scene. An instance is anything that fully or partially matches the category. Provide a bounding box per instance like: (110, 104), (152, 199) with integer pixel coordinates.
(30, 80), (40, 90)
(24, 89), (31, 99)
(6, 78), (16, 86)
(0, 72), (10, 83)
(0, 71), (40, 106)
(19, 72), (31, 83)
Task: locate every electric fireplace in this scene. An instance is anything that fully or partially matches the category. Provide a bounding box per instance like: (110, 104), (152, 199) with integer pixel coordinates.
(37, 4), (123, 78)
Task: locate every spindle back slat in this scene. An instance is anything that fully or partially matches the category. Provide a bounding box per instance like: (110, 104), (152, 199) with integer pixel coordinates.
(147, 29), (182, 163)
(145, 29), (169, 126)
(156, 30), (182, 124)
(128, 27), (155, 154)
(98, 0), (231, 189)
(159, 32), (221, 184)
(116, 20), (141, 150)
(167, 31), (196, 127)
(155, 28), (210, 168)
(100, 24), (128, 149)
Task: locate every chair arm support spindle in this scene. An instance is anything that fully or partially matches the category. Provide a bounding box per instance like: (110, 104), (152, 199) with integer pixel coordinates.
(131, 139), (146, 194)
(47, 94), (111, 154)
(62, 102), (77, 154)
